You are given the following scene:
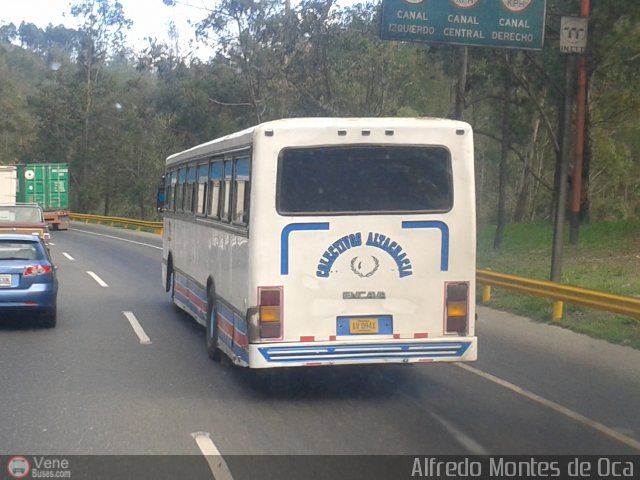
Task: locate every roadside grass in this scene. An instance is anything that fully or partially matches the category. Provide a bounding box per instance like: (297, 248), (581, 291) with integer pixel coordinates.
(477, 220), (640, 349)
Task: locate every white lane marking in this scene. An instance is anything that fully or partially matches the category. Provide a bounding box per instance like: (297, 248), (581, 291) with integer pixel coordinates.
(87, 271), (109, 287)
(70, 228), (162, 250)
(191, 432), (234, 480)
(62, 252), (75, 261)
(456, 363), (640, 452)
(123, 311), (151, 345)
(430, 412), (489, 455)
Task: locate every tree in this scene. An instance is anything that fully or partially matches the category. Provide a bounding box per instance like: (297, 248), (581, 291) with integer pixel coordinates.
(197, 0), (284, 123)
(70, 0), (132, 212)
(0, 23), (17, 44)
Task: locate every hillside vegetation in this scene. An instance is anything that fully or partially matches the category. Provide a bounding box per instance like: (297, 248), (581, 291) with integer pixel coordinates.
(478, 221), (640, 349)
(0, 0), (638, 226)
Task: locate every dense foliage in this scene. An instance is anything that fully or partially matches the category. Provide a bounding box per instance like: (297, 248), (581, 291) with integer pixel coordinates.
(0, 0), (638, 227)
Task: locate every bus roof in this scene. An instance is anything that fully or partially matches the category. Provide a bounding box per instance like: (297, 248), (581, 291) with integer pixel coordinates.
(165, 117), (470, 167)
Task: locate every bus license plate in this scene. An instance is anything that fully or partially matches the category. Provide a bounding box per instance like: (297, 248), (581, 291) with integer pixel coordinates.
(349, 318), (379, 334)
(0, 275), (11, 287)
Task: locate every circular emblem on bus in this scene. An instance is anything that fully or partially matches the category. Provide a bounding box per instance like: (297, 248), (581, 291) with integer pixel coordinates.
(24, 170), (35, 180)
(500, 0), (533, 13)
(403, 0), (425, 4)
(451, 0), (480, 8)
(7, 456), (30, 479)
(350, 256), (380, 278)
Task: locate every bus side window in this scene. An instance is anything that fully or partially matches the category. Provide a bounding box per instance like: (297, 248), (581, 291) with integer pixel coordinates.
(208, 161), (223, 220)
(158, 175), (168, 212)
(169, 171), (177, 211)
(176, 168), (186, 211)
(196, 164), (208, 216)
(185, 166), (197, 213)
(165, 174), (171, 211)
(221, 160), (233, 222)
(233, 157), (250, 226)
(165, 172), (171, 211)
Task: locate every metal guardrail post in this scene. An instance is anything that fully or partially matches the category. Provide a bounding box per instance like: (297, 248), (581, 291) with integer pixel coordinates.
(552, 301), (564, 322)
(477, 269), (640, 322)
(482, 285), (492, 304)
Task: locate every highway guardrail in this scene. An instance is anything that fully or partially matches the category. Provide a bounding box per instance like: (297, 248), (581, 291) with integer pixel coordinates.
(477, 269), (640, 322)
(70, 213), (163, 235)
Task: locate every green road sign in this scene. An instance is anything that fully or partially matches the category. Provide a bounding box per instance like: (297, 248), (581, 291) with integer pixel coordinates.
(381, 0), (547, 50)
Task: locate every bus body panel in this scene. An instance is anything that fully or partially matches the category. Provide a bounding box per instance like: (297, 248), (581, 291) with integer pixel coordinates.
(164, 217), (250, 364)
(162, 118), (476, 369)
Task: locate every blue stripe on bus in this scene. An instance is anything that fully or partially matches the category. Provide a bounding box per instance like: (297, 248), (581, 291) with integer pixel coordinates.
(216, 302), (235, 349)
(233, 312), (247, 335)
(173, 274), (247, 358)
(401, 221), (449, 271)
(174, 273), (207, 323)
(280, 222), (330, 275)
(258, 341), (471, 363)
(233, 346), (249, 364)
(232, 311), (249, 363)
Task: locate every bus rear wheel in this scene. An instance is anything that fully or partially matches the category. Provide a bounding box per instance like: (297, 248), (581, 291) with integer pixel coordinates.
(206, 289), (222, 361)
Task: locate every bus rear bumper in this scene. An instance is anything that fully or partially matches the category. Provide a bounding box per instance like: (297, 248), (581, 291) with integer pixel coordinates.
(249, 337), (477, 368)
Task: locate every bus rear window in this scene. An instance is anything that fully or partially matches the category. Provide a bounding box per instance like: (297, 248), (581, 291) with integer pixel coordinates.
(277, 146), (453, 214)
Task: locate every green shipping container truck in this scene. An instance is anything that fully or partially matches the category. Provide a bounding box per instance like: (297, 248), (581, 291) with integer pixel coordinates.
(17, 163), (70, 231)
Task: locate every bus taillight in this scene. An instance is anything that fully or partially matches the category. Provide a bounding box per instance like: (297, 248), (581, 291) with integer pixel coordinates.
(445, 282), (469, 335)
(259, 287), (282, 339)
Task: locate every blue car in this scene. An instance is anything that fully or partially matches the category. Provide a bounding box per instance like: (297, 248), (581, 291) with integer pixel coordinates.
(0, 234), (58, 327)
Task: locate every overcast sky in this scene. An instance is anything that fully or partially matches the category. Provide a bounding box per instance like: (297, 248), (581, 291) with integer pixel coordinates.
(0, 0), (217, 57)
(1, 0), (362, 60)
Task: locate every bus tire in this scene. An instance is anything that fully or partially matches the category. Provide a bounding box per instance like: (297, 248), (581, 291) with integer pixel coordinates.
(166, 263), (184, 314)
(206, 289), (222, 361)
(165, 257), (173, 293)
(169, 270), (176, 301)
(166, 259), (177, 303)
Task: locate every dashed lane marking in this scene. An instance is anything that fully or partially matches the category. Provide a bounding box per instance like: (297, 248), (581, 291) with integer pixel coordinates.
(86, 271), (108, 287)
(191, 432), (234, 480)
(122, 311), (151, 345)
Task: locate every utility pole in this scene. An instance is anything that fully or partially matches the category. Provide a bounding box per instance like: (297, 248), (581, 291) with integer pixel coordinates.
(551, 8), (589, 282)
(550, 56), (575, 282)
(569, 0), (590, 245)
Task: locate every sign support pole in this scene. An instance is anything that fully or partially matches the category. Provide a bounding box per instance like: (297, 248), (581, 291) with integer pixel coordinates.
(551, 56), (575, 283)
(569, 0), (590, 245)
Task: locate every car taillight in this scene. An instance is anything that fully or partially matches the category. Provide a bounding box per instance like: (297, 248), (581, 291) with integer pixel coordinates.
(23, 265), (52, 277)
(445, 282), (469, 335)
(259, 287), (282, 339)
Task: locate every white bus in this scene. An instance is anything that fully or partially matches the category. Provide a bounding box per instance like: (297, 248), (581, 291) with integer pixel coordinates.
(161, 117), (477, 368)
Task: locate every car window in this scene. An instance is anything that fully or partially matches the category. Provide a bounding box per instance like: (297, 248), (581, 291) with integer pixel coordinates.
(0, 207), (42, 223)
(16, 208), (42, 223)
(0, 209), (17, 222)
(0, 241), (40, 260)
